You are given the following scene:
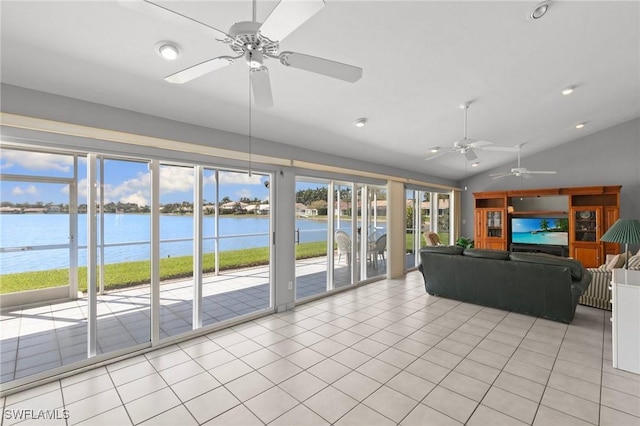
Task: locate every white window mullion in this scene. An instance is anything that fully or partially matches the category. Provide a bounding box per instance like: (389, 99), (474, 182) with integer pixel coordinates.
(68, 156), (78, 299)
(327, 181), (335, 291)
(193, 166), (203, 329)
(150, 160), (160, 345)
(351, 184), (358, 284)
(86, 154), (98, 357)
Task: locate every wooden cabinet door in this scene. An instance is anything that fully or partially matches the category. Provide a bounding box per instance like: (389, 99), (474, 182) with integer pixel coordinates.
(474, 209), (483, 241)
(603, 207), (621, 256)
(485, 241), (507, 250)
(572, 243), (602, 268)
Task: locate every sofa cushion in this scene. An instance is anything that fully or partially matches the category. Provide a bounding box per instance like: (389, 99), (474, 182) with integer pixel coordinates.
(419, 245), (464, 255)
(509, 252), (583, 280)
(606, 252), (630, 269)
(463, 249), (510, 260)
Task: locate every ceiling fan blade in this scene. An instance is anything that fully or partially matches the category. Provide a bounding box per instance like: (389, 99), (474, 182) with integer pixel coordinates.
(251, 67), (274, 108)
(117, 0), (229, 37)
(468, 140), (493, 148)
(165, 56), (237, 84)
(464, 149), (478, 161)
(424, 152), (446, 161)
(490, 172), (512, 179)
(279, 51), (363, 82)
(259, 0), (325, 42)
(480, 145), (520, 152)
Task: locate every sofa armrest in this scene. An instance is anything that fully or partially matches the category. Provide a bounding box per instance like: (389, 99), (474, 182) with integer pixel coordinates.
(579, 268), (612, 310)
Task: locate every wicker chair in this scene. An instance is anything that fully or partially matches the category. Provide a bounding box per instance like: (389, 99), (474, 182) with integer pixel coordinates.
(424, 232), (441, 246)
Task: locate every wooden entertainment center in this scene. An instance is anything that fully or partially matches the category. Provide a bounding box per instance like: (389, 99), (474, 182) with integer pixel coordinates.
(473, 185), (621, 267)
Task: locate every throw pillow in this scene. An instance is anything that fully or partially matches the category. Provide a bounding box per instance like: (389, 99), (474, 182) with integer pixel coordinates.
(628, 255), (640, 270)
(606, 254), (621, 269)
(606, 252), (632, 269)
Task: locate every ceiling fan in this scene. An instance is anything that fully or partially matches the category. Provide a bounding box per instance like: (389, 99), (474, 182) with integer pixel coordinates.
(490, 144), (557, 179)
(119, 0), (363, 108)
(425, 102), (519, 162)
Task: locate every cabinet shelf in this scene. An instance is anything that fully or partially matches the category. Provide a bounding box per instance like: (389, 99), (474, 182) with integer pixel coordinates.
(509, 210), (567, 216)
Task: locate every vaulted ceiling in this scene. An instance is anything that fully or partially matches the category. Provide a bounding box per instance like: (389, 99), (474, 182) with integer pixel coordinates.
(1, 1), (638, 180)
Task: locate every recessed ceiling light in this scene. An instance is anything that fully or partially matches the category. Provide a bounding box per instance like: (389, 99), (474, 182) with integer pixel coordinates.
(155, 41), (180, 61)
(576, 123), (585, 129)
(562, 85), (576, 95)
(528, 0), (551, 20)
(430, 147), (440, 153)
(471, 162), (480, 167)
(353, 118), (367, 128)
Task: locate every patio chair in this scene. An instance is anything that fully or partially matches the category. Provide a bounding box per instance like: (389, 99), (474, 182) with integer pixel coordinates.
(335, 230), (352, 265)
(368, 234), (387, 268)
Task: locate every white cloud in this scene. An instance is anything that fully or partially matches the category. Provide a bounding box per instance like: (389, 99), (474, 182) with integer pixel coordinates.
(236, 188), (253, 200)
(218, 171), (263, 185)
(160, 166), (194, 194)
(1, 151), (73, 173)
(12, 184), (38, 195)
(106, 172), (151, 204)
(75, 173), (153, 206)
(120, 191), (149, 207)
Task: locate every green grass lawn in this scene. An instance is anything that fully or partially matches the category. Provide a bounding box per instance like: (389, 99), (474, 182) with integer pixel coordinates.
(0, 233), (450, 295)
(0, 241), (328, 294)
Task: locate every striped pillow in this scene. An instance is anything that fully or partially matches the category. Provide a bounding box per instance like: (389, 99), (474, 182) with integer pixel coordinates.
(628, 255), (640, 270)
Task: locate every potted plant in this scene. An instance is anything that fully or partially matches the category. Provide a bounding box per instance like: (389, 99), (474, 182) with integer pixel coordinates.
(456, 237), (474, 249)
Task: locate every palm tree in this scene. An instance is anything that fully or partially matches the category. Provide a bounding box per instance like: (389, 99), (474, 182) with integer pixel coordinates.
(540, 219), (549, 231)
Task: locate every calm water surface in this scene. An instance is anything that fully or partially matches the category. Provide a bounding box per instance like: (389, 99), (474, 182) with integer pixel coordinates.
(0, 213), (384, 274)
(0, 214), (383, 273)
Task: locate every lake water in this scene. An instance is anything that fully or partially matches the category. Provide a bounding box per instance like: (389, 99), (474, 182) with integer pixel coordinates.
(0, 214), (385, 274)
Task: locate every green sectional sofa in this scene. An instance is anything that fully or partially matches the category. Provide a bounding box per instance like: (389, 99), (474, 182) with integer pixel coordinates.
(418, 246), (592, 323)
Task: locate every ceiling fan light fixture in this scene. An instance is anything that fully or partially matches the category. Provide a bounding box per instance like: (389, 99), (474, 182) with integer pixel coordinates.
(246, 51), (264, 69)
(528, 0), (551, 20)
(561, 85), (576, 95)
(353, 118), (367, 128)
(155, 42), (180, 60)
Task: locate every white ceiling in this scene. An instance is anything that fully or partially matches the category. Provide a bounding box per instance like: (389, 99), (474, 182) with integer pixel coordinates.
(1, 1), (639, 181)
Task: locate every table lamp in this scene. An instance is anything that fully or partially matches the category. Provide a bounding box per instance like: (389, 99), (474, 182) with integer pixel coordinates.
(600, 219), (640, 269)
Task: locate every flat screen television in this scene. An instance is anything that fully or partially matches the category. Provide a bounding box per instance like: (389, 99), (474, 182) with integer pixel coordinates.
(511, 217), (569, 246)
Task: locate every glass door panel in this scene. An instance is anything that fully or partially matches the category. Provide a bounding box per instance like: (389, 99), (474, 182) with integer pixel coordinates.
(295, 179), (330, 300)
(159, 164), (195, 338)
(204, 170), (271, 325)
(574, 209), (598, 242)
(0, 150), (79, 383)
(334, 182), (355, 288)
(364, 185), (387, 279)
(485, 210), (502, 238)
(96, 158), (151, 354)
(405, 189), (417, 269)
(438, 193), (451, 243)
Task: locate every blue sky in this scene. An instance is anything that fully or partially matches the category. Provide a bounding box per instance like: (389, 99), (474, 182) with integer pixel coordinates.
(0, 150), (272, 205)
(512, 218), (558, 232)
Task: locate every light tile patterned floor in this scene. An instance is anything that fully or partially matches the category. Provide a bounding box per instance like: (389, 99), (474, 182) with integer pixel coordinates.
(0, 256), (386, 383)
(2, 270), (639, 425)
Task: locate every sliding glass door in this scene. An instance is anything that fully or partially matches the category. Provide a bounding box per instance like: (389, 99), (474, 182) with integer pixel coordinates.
(0, 144), (274, 389)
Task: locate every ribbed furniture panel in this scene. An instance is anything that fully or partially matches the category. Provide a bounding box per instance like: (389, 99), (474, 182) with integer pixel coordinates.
(579, 268), (612, 310)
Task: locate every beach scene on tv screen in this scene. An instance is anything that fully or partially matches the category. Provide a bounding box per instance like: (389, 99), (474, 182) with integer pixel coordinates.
(512, 218), (569, 246)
